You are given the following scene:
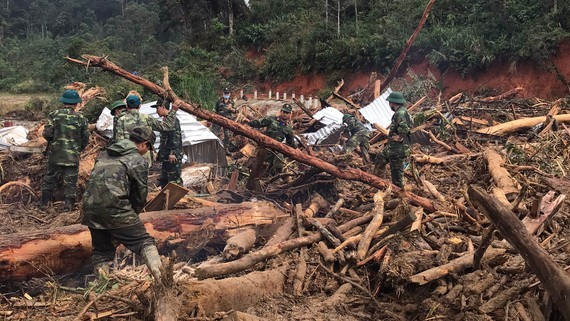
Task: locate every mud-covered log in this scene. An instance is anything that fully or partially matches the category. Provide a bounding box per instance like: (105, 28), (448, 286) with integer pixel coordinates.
(0, 202), (287, 281)
(177, 267), (286, 317)
(66, 55), (436, 213)
(223, 228), (257, 261)
(357, 190), (385, 261)
(484, 148), (520, 199)
(468, 185), (570, 319)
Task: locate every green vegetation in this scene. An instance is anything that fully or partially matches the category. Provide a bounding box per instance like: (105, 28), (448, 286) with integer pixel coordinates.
(0, 0), (568, 107)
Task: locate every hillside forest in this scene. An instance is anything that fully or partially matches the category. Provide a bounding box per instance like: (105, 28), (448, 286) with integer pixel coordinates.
(0, 0), (569, 114)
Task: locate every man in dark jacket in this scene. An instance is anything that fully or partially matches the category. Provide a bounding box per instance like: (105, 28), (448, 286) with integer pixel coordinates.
(152, 98), (183, 188)
(82, 127), (162, 281)
(41, 89), (89, 211)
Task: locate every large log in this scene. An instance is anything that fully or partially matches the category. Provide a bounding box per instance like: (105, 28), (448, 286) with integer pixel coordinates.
(483, 148), (520, 200)
(468, 185), (570, 320)
(65, 55), (436, 213)
(476, 114), (570, 136)
(0, 202), (287, 281)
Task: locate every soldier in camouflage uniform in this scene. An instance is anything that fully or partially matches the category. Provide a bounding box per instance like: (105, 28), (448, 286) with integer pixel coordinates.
(113, 94), (179, 142)
(211, 88), (236, 151)
(41, 89), (89, 211)
(152, 99), (183, 188)
(109, 100), (127, 144)
(248, 104), (297, 175)
(82, 127), (162, 281)
(374, 92), (413, 188)
(342, 114), (371, 164)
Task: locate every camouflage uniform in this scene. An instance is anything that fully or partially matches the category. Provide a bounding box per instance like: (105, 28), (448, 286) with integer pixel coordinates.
(248, 115), (297, 175)
(41, 107), (89, 203)
(343, 115), (370, 163)
(211, 98), (235, 149)
(113, 109), (177, 142)
(157, 117), (183, 188)
(82, 139), (154, 266)
(375, 106), (412, 188)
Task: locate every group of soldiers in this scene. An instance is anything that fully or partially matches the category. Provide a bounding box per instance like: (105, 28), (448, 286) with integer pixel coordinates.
(39, 86), (411, 282)
(41, 89), (184, 281)
(214, 89), (413, 188)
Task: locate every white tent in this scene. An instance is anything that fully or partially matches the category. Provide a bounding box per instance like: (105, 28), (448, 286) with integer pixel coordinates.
(96, 101), (227, 165)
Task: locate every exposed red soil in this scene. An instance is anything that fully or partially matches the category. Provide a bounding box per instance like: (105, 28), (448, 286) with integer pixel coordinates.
(248, 40), (570, 100)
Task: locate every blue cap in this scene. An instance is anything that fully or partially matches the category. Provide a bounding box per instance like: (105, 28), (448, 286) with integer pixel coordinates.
(126, 94), (141, 108)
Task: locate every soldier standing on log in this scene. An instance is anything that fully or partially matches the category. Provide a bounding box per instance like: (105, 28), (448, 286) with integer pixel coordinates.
(41, 89), (89, 211)
(82, 127), (162, 281)
(152, 98), (183, 188)
(373, 91), (413, 188)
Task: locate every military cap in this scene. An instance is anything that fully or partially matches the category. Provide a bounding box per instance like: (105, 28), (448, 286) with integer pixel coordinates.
(110, 100), (127, 116)
(281, 103), (292, 113)
(60, 90), (82, 105)
(151, 98), (171, 110)
(130, 127), (156, 150)
(342, 113), (353, 122)
(386, 91), (406, 105)
(126, 94), (141, 108)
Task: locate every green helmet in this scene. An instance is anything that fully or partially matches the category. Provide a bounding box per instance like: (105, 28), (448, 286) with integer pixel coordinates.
(110, 100), (127, 115)
(342, 113), (353, 122)
(281, 103), (292, 113)
(59, 90), (82, 105)
(386, 91), (406, 105)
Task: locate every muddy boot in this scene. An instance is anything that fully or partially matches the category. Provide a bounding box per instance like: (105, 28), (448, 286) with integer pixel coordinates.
(93, 262), (111, 277)
(64, 197), (75, 212)
(141, 245), (162, 282)
(40, 192), (52, 209)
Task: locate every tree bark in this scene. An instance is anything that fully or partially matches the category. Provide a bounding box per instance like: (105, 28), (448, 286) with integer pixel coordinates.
(484, 148), (520, 199)
(0, 202), (287, 281)
(468, 185), (570, 320)
(476, 114), (570, 136)
(65, 55), (436, 213)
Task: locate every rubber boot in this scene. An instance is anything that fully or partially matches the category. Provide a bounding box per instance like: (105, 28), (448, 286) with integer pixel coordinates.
(93, 262), (111, 277)
(64, 197), (75, 212)
(141, 245), (162, 282)
(40, 192), (52, 208)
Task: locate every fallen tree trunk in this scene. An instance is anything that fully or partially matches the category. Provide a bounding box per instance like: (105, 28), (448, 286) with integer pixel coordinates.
(476, 114), (570, 136)
(468, 185), (570, 320)
(0, 202), (287, 281)
(177, 267), (286, 317)
(379, 0), (436, 93)
(484, 148), (520, 200)
(66, 55), (436, 213)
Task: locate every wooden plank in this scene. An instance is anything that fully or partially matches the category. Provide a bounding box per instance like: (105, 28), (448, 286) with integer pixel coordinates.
(143, 182), (190, 212)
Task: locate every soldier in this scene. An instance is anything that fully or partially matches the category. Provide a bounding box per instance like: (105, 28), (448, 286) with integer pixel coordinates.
(248, 103), (297, 175)
(82, 127), (162, 281)
(41, 89), (89, 211)
(113, 94), (179, 143)
(152, 98), (183, 188)
(374, 92), (413, 188)
(109, 100), (127, 144)
(342, 113), (370, 164)
(212, 87), (236, 151)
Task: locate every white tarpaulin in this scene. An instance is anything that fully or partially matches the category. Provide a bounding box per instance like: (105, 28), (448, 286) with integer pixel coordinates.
(96, 101), (221, 148)
(0, 126), (29, 150)
(358, 88), (394, 128)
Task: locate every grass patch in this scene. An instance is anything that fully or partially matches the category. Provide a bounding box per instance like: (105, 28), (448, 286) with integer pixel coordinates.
(0, 93), (54, 117)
